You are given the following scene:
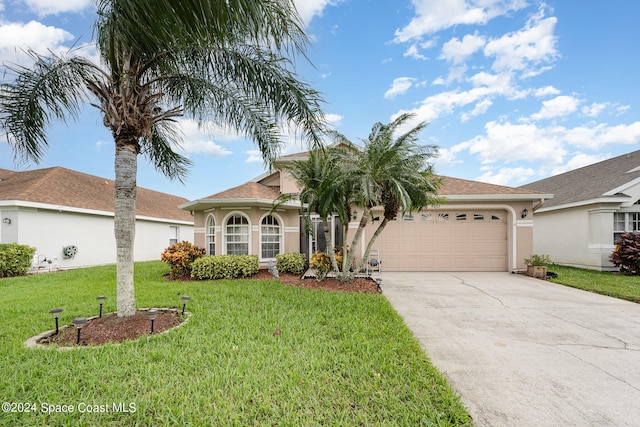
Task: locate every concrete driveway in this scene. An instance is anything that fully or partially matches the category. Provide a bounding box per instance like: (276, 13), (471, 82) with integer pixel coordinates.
(381, 272), (640, 427)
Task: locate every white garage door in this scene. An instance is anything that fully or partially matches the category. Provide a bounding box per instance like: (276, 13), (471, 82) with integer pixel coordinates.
(371, 210), (508, 272)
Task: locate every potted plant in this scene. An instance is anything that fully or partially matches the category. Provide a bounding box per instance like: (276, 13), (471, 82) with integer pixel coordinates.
(524, 254), (551, 279)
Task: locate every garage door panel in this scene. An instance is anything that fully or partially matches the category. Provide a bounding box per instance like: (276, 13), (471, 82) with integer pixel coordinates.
(372, 210), (508, 272)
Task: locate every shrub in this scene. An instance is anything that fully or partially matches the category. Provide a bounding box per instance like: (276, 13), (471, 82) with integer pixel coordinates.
(524, 254), (551, 266)
(161, 241), (206, 279)
(309, 252), (331, 280)
(610, 232), (640, 275)
(191, 255), (260, 280)
(275, 253), (306, 275)
(0, 243), (36, 278)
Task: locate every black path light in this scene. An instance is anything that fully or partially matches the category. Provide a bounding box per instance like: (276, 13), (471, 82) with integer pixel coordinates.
(181, 296), (190, 315)
(49, 308), (63, 334)
(375, 278), (382, 293)
(96, 296), (106, 318)
(72, 317), (87, 345)
(147, 309), (159, 334)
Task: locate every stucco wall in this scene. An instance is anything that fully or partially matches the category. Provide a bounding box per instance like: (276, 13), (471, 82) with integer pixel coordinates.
(0, 206), (193, 270)
(533, 205), (616, 270)
(193, 207), (300, 262)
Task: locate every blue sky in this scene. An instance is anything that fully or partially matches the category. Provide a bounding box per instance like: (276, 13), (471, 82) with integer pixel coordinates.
(1, 0), (640, 200)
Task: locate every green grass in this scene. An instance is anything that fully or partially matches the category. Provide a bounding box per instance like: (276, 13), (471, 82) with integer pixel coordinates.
(547, 264), (640, 303)
(0, 262), (471, 426)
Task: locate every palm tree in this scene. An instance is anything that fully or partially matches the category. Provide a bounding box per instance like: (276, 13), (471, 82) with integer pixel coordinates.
(277, 147), (347, 274)
(334, 114), (443, 277)
(0, 0), (325, 316)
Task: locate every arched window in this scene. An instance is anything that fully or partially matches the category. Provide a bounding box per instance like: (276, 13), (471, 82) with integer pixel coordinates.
(206, 215), (216, 255)
(261, 215), (281, 259)
(225, 213), (249, 255)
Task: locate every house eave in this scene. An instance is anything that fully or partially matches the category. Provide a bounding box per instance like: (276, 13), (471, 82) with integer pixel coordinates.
(179, 198), (301, 211)
(535, 197), (630, 213)
(442, 193), (554, 202)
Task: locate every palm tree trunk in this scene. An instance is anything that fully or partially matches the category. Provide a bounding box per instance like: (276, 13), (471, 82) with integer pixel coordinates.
(359, 217), (389, 270)
(114, 142), (137, 317)
(344, 207), (371, 273)
(322, 217), (340, 273)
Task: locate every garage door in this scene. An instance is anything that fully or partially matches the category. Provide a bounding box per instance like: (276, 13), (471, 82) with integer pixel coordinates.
(371, 210), (508, 271)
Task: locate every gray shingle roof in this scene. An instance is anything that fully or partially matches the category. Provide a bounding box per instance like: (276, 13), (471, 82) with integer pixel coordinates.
(521, 149), (640, 208)
(0, 166), (193, 222)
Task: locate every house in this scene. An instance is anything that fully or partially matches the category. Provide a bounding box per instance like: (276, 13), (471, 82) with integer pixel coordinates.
(521, 150), (640, 271)
(0, 167), (194, 270)
(180, 151), (550, 272)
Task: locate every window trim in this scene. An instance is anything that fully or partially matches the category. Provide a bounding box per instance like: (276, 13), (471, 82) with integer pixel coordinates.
(223, 212), (251, 255)
(259, 213), (283, 261)
(169, 226), (179, 246)
(205, 214), (216, 255)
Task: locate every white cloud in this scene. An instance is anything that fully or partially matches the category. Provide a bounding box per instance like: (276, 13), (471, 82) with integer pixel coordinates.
(461, 99), (493, 122)
(551, 152), (611, 175)
(384, 77), (416, 99)
(245, 150), (263, 163)
(0, 21), (73, 65)
(581, 102), (608, 118)
(533, 85), (561, 97)
(173, 119), (234, 157)
(476, 166), (536, 185)
(531, 95), (580, 120)
(440, 32), (486, 64)
(404, 44), (427, 60)
(25, 0), (93, 16)
(484, 12), (558, 76)
(294, 0), (340, 27)
(562, 122), (640, 149)
(394, 0), (527, 42)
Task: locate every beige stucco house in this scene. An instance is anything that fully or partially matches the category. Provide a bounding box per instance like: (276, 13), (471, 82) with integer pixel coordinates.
(522, 149), (640, 271)
(181, 151), (550, 272)
(0, 167), (194, 270)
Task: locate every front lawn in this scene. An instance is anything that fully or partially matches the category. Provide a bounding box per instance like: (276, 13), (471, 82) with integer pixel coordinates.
(0, 261), (471, 426)
(547, 264), (640, 303)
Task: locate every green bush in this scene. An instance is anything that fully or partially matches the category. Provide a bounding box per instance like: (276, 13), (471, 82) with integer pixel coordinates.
(0, 243), (36, 278)
(191, 254), (260, 280)
(275, 253), (306, 274)
(610, 231), (640, 275)
(160, 241), (206, 278)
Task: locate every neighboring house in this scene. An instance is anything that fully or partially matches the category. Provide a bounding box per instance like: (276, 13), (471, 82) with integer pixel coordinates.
(0, 167), (194, 271)
(521, 150), (640, 271)
(181, 151), (550, 272)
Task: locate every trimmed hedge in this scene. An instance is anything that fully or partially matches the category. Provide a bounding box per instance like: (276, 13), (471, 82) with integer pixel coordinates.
(0, 243), (36, 278)
(275, 253), (306, 275)
(191, 255), (260, 280)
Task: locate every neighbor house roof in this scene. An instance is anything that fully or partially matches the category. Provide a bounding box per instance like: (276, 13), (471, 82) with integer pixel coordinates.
(0, 167), (193, 222)
(521, 150), (640, 209)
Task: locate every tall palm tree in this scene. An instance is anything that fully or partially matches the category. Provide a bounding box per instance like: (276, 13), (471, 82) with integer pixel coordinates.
(334, 114), (443, 277)
(0, 0), (325, 316)
(277, 147), (347, 274)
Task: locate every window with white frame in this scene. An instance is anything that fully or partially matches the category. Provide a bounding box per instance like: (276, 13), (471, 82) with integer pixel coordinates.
(260, 215), (281, 259)
(206, 215), (216, 255)
(614, 212), (640, 243)
(225, 214), (249, 255)
(169, 226), (179, 245)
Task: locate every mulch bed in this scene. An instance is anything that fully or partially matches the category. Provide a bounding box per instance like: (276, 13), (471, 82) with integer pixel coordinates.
(249, 269), (380, 293)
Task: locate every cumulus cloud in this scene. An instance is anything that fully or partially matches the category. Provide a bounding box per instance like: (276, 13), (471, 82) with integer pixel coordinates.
(550, 152), (611, 175)
(384, 77), (416, 99)
(25, 0), (93, 16)
(173, 118), (235, 157)
(440, 32), (486, 64)
(484, 11), (558, 76)
(0, 20), (73, 65)
(394, 0), (527, 43)
(294, 0), (340, 26)
(476, 166), (536, 185)
(531, 95), (580, 120)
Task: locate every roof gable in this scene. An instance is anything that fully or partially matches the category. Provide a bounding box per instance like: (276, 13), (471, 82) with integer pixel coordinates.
(521, 150), (640, 208)
(0, 167), (192, 222)
(204, 181), (280, 200)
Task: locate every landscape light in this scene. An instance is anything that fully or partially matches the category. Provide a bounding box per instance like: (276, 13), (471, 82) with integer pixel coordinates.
(375, 278), (382, 293)
(147, 309), (159, 334)
(96, 296), (106, 318)
(181, 296), (190, 315)
(72, 317), (87, 344)
(49, 308), (63, 335)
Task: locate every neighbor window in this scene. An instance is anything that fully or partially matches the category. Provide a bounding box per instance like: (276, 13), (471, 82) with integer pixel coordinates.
(260, 215), (281, 259)
(169, 226), (178, 245)
(225, 214), (249, 255)
(206, 215), (216, 255)
(614, 212), (640, 243)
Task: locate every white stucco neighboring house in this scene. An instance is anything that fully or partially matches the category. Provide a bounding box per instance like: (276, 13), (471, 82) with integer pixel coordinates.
(521, 150), (640, 271)
(0, 167), (194, 271)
